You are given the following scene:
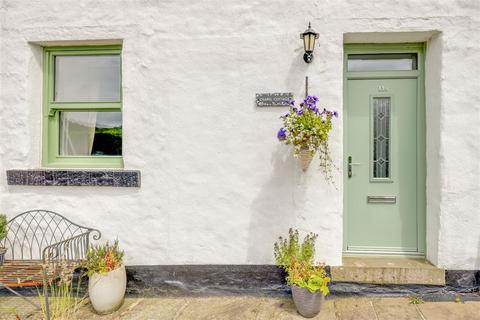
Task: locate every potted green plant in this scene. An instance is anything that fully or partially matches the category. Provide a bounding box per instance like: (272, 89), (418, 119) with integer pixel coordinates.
(0, 214), (7, 265)
(274, 229), (330, 318)
(277, 96), (338, 177)
(84, 240), (126, 314)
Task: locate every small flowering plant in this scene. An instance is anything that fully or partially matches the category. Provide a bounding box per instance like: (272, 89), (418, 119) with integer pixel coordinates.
(84, 239), (124, 276)
(277, 95), (338, 177)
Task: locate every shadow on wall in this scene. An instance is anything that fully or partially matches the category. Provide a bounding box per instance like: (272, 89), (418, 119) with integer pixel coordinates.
(247, 145), (296, 264)
(285, 50), (309, 95)
(245, 49), (308, 264)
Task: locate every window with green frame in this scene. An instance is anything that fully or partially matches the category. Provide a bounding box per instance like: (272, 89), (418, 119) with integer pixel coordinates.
(43, 45), (123, 168)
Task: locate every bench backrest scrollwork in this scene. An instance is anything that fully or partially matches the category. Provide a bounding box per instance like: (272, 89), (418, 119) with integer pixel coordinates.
(1, 209), (101, 262)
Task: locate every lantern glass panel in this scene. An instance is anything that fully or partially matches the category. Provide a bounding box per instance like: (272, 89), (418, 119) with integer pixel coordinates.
(303, 35), (309, 52)
(307, 33), (316, 51)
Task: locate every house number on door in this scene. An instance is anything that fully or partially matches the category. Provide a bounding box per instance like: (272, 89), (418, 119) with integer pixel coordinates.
(377, 85), (387, 92)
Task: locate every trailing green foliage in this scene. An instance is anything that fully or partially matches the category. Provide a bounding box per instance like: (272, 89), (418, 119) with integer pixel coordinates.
(273, 228), (330, 296)
(84, 240), (124, 276)
(287, 258), (330, 295)
(0, 214), (7, 242)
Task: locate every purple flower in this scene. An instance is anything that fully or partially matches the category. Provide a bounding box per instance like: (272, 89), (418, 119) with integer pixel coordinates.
(277, 128), (287, 140)
(333, 111), (338, 117)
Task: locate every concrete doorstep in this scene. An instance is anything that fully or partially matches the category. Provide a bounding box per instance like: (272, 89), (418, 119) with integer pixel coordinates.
(1, 296), (480, 320)
(331, 257), (446, 285)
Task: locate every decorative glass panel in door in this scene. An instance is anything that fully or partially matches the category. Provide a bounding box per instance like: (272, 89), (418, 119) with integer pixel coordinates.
(372, 97), (391, 179)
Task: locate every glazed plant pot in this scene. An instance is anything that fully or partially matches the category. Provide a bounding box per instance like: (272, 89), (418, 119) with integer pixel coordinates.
(298, 148), (314, 171)
(291, 285), (324, 318)
(88, 265), (126, 314)
(0, 247), (6, 266)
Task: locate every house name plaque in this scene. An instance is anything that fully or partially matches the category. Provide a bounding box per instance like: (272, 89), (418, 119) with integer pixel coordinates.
(255, 92), (293, 107)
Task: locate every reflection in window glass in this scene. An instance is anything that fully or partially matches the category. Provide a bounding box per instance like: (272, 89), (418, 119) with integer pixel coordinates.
(348, 53), (417, 72)
(55, 55), (121, 102)
(373, 97), (390, 178)
(59, 112), (122, 156)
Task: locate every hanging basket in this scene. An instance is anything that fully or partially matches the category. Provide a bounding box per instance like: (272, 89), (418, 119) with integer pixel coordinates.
(298, 148), (314, 171)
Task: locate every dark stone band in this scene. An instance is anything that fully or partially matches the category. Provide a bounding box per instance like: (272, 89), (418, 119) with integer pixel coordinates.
(6, 169), (141, 187)
(2, 265), (479, 300)
(125, 265), (480, 300)
(126, 265), (289, 297)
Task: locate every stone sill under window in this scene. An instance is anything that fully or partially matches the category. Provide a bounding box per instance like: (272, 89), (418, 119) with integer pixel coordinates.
(6, 170), (141, 187)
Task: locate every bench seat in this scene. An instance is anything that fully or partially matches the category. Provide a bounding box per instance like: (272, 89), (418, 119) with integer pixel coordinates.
(0, 260), (78, 288)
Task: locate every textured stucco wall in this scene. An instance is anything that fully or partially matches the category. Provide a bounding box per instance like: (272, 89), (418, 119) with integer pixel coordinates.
(0, 0), (479, 269)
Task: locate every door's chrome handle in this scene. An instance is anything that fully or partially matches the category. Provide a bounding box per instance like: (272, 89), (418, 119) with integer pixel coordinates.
(348, 156), (361, 178)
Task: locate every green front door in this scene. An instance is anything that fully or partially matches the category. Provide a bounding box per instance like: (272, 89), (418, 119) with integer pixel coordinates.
(344, 44), (425, 255)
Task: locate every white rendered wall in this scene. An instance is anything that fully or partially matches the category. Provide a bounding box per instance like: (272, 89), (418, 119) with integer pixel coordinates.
(0, 0), (479, 269)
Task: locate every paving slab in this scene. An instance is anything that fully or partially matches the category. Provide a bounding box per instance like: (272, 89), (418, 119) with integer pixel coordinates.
(372, 298), (423, 320)
(417, 301), (480, 320)
(73, 297), (188, 320)
(333, 297), (378, 320)
(1, 295), (480, 319)
(151, 297), (336, 320)
(0, 295), (37, 319)
(175, 297), (263, 320)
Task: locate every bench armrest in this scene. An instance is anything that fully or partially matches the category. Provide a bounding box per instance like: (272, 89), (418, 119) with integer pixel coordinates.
(42, 229), (101, 265)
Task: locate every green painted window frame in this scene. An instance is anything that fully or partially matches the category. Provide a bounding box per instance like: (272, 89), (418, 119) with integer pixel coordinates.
(42, 45), (123, 168)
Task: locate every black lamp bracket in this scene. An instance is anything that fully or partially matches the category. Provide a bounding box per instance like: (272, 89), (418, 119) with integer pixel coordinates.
(303, 52), (314, 63)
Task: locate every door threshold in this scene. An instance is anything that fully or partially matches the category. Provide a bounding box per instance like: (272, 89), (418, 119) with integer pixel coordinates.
(332, 256), (445, 285)
(343, 250), (425, 258)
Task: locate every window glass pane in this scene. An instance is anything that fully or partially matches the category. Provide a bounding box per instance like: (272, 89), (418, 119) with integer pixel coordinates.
(348, 53), (417, 71)
(59, 112), (122, 156)
(55, 55), (121, 102)
(373, 97), (390, 178)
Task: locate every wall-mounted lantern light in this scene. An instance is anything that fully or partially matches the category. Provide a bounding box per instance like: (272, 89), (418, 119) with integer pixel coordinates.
(300, 22), (319, 63)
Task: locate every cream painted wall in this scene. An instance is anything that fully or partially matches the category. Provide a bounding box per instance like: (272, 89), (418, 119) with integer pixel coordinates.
(0, 0), (479, 269)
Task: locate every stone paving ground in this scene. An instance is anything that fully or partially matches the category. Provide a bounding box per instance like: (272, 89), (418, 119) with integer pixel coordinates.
(1, 296), (480, 320)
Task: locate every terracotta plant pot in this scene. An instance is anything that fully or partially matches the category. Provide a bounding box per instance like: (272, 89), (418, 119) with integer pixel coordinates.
(291, 285), (324, 318)
(88, 265), (126, 314)
(298, 148), (314, 171)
